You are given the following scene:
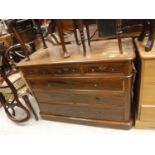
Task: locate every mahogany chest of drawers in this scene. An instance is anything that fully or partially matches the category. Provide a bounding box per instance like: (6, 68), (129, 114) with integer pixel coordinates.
(18, 38), (135, 129)
(135, 39), (155, 128)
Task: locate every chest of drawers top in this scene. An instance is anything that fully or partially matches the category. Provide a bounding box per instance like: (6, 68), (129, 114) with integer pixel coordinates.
(17, 38), (135, 68)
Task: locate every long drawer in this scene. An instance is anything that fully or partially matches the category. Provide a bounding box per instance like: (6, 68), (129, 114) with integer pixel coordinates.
(29, 77), (125, 91)
(39, 102), (125, 121)
(32, 89), (125, 106)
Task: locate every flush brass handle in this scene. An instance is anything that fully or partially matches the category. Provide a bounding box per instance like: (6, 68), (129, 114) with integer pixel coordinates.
(95, 97), (100, 101)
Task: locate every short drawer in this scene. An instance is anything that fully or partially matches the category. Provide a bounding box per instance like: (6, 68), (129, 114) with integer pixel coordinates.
(83, 62), (124, 74)
(22, 64), (81, 77)
(29, 77), (124, 91)
(39, 102), (125, 121)
(140, 105), (155, 122)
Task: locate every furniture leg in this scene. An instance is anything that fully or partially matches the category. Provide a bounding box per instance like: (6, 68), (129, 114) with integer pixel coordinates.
(77, 20), (86, 56)
(57, 20), (70, 58)
(145, 20), (155, 51)
(12, 27), (31, 60)
(50, 20), (59, 44)
(86, 23), (91, 46)
(7, 20), (30, 60)
(34, 20), (48, 49)
(73, 20), (80, 45)
(115, 19), (123, 54)
(9, 99), (16, 116)
(138, 19), (148, 41)
(118, 37), (123, 54)
(45, 20), (59, 45)
(22, 95), (39, 120)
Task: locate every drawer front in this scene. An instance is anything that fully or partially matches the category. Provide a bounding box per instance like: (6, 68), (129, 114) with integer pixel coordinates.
(140, 106), (155, 122)
(39, 102), (125, 121)
(141, 83), (155, 105)
(29, 77), (124, 91)
(83, 62), (124, 74)
(22, 61), (132, 78)
(22, 64), (81, 77)
(33, 89), (125, 106)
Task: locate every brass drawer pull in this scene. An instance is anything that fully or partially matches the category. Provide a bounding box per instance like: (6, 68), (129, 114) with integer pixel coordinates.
(57, 69), (62, 74)
(98, 66), (107, 71)
(29, 71), (33, 74)
(63, 67), (69, 72)
(95, 97), (100, 101)
(47, 83), (51, 87)
(42, 70), (50, 74)
(111, 67), (115, 72)
(94, 83), (98, 88)
(72, 69), (76, 72)
(91, 68), (95, 72)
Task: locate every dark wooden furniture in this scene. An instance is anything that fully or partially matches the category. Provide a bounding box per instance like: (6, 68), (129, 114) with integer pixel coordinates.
(97, 19), (143, 38)
(97, 19), (143, 54)
(138, 19), (155, 51)
(0, 42), (38, 122)
(46, 19), (88, 57)
(135, 38), (155, 128)
(17, 38), (135, 129)
(6, 19), (48, 60)
(73, 19), (87, 56)
(56, 20), (70, 58)
(7, 20), (31, 60)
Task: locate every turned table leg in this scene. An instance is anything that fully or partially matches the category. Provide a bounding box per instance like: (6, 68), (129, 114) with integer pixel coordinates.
(77, 20), (86, 56)
(138, 19), (148, 42)
(115, 19), (123, 54)
(145, 20), (155, 51)
(85, 23), (91, 46)
(57, 20), (70, 58)
(22, 95), (39, 120)
(73, 20), (80, 45)
(45, 20), (59, 45)
(34, 20), (48, 49)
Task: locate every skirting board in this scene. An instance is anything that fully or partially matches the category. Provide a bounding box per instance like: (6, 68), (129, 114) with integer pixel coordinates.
(41, 113), (133, 130)
(135, 120), (155, 129)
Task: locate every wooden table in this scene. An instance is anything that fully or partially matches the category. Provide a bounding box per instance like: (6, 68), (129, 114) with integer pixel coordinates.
(17, 38), (135, 129)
